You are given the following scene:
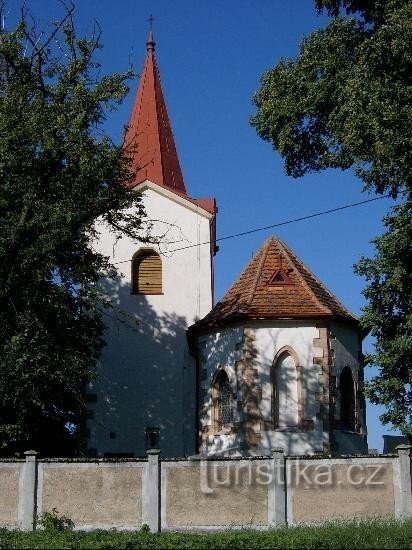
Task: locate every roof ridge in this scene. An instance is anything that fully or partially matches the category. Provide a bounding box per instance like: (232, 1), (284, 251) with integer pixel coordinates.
(277, 237), (355, 319)
(152, 54), (167, 187)
(276, 238), (331, 315)
(247, 238), (271, 305)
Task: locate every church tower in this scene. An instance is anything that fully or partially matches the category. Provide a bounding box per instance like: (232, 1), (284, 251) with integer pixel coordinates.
(85, 32), (217, 458)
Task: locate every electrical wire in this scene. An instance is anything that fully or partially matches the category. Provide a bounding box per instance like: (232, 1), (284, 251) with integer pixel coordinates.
(112, 193), (391, 265)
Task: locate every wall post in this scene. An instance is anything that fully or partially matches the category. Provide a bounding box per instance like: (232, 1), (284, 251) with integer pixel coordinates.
(142, 449), (160, 532)
(396, 444), (412, 518)
(18, 450), (38, 531)
(268, 448), (286, 526)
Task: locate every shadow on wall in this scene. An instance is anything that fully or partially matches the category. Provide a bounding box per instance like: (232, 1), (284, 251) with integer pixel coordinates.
(249, 329), (318, 456)
(202, 327), (319, 457)
(86, 271), (193, 457)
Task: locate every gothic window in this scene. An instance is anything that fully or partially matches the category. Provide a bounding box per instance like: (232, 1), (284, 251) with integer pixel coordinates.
(340, 367), (356, 431)
(273, 351), (299, 428)
(132, 250), (162, 295)
(214, 371), (233, 430)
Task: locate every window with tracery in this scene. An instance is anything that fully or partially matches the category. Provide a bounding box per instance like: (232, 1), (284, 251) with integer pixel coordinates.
(214, 371), (233, 430)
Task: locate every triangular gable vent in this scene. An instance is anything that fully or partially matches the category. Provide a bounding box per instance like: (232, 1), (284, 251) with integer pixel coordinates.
(268, 268), (293, 286)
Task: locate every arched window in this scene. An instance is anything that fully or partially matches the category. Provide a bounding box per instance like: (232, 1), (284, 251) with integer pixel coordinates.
(131, 250), (162, 295)
(273, 351), (299, 428)
(214, 370), (233, 430)
(340, 367), (356, 431)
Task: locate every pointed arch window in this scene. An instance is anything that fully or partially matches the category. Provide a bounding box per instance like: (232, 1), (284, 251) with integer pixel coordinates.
(132, 250), (162, 295)
(273, 351), (299, 428)
(213, 370), (233, 430)
(340, 367), (356, 431)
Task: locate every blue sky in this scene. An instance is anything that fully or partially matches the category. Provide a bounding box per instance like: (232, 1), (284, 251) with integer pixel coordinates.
(11, 0), (399, 451)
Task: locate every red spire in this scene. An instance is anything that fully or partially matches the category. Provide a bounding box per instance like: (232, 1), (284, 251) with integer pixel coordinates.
(124, 31), (187, 195)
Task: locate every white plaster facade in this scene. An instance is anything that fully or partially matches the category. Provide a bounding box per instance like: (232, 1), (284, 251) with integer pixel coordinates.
(86, 180), (215, 458)
(197, 320), (368, 456)
(330, 321), (367, 454)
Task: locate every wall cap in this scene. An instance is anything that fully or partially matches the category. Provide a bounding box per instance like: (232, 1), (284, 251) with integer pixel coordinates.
(271, 448), (285, 456)
(147, 449), (161, 456)
(23, 450), (38, 458)
(396, 444), (412, 454)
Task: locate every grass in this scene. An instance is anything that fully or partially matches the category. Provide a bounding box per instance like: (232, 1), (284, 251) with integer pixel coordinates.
(0, 519), (411, 549)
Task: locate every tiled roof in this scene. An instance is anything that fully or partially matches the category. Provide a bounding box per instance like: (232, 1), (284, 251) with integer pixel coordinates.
(192, 235), (357, 330)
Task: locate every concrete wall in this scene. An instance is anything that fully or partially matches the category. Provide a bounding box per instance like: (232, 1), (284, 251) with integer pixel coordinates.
(287, 457), (397, 524)
(161, 459), (272, 530)
(38, 461), (145, 530)
(0, 447), (410, 532)
(88, 182), (215, 458)
(0, 461), (22, 529)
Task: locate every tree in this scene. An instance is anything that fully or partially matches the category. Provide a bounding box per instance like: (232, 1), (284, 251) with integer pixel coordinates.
(251, 0), (411, 439)
(355, 201), (411, 439)
(0, 2), (147, 456)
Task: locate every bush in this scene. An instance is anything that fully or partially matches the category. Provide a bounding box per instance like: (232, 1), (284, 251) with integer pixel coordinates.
(37, 508), (74, 532)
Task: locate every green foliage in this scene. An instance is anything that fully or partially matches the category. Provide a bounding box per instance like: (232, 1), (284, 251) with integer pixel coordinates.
(0, 3), (148, 455)
(355, 201), (412, 438)
(38, 508), (74, 532)
(315, 0), (407, 25)
(251, 0), (412, 196)
(0, 519), (411, 549)
(250, 0), (412, 437)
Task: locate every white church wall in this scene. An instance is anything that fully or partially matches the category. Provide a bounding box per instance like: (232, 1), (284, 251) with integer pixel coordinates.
(198, 327), (245, 455)
(198, 320), (367, 457)
(95, 184), (214, 324)
(275, 353), (299, 427)
(330, 321), (368, 454)
(198, 323), (326, 456)
(252, 322), (324, 455)
(87, 183), (214, 458)
(329, 321), (360, 378)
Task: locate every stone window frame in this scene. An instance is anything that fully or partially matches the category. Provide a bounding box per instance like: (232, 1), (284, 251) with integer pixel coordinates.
(271, 346), (305, 430)
(211, 367), (236, 435)
(337, 365), (359, 433)
(131, 248), (163, 295)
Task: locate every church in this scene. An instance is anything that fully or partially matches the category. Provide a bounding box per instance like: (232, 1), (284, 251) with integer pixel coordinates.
(84, 32), (368, 458)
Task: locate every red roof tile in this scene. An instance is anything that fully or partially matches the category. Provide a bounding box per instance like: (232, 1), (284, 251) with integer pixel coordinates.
(192, 235), (357, 329)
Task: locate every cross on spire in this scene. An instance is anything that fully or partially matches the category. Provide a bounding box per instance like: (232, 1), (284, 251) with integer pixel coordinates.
(146, 15), (156, 51)
(147, 14), (156, 31)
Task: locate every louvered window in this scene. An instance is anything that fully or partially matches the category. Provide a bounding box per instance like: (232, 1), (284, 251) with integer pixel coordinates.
(132, 250), (162, 295)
